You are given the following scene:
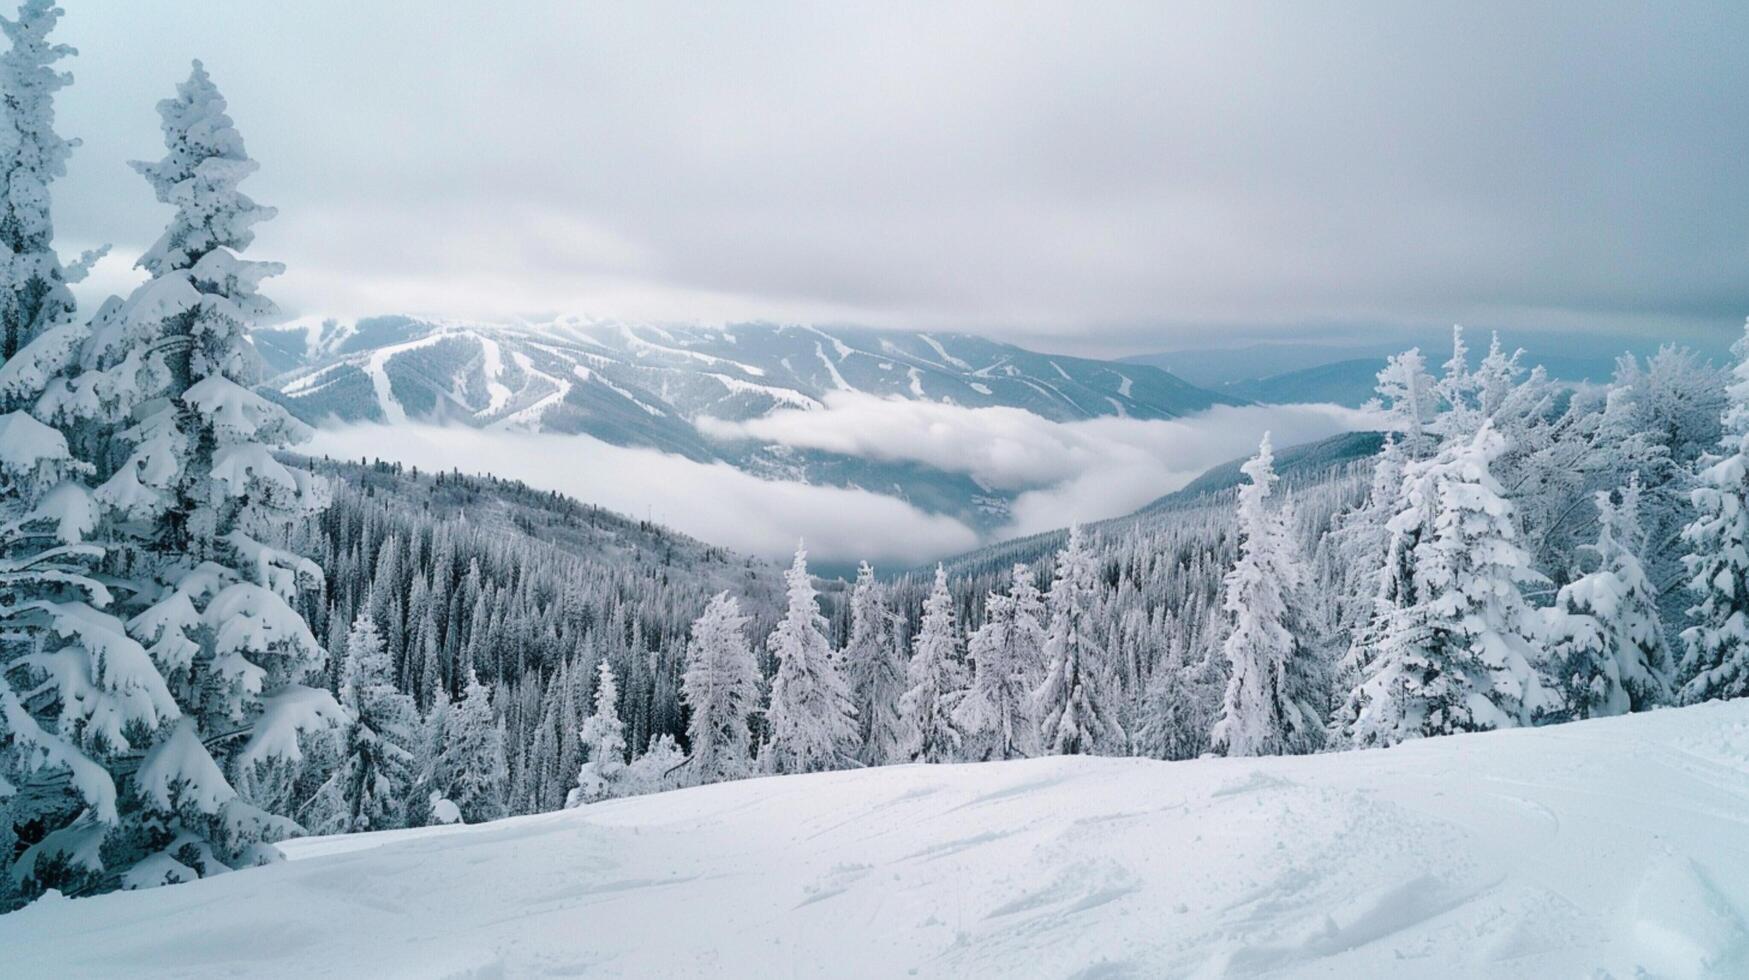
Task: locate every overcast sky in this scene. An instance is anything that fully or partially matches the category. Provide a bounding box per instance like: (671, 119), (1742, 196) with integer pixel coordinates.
(53, 1), (1749, 356)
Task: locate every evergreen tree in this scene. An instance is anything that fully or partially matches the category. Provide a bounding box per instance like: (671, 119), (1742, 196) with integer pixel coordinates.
(1210, 435), (1325, 757)
(570, 659), (627, 804)
(953, 565), (1042, 760)
(439, 670), (507, 823)
(1034, 526), (1123, 755)
(0, 413), (176, 903)
(409, 687), (452, 825)
(32, 62), (341, 886)
(763, 542), (858, 774)
(0, 3), (152, 907)
(1371, 348), (1437, 454)
(329, 610), (416, 832)
(1678, 321), (1749, 704)
(840, 562), (910, 766)
(681, 592), (761, 785)
(0, 0), (102, 362)
(1341, 425), (1555, 746)
(1545, 477), (1672, 718)
(899, 565), (967, 763)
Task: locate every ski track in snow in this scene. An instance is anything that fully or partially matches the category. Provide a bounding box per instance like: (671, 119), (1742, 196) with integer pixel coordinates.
(363, 332), (453, 425)
(474, 335), (512, 416)
(919, 333), (971, 370)
(11, 703), (1749, 978)
(815, 341), (854, 392)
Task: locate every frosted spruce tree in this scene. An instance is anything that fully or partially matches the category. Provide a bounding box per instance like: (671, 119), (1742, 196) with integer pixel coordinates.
(1434, 325), (1481, 439)
(1009, 564), (1049, 684)
(898, 564), (967, 763)
(1034, 525), (1123, 755)
(1544, 477), (1671, 718)
(762, 542), (858, 774)
(840, 562), (909, 766)
(1678, 320), (1749, 704)
(0, 0), (102, 362)
(439, 670), (507, 822)
(953, 565), (1045, 760)
(681, 593), (761, 784)
(1210, 435), (1324, 757)
(0, 413), (177, 903)
(0, 10), (168, 902)
(27, 62), (341, 885)
(1341, 424), (1554, 746)
(1370, 348), (1438, 455)
(325, 610), (417, 832)
(570, 659), (627, 804)
(1329, 433), (1407, 691)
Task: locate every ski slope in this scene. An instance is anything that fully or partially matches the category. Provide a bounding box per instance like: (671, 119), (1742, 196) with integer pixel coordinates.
(7, 702), (1749, 978)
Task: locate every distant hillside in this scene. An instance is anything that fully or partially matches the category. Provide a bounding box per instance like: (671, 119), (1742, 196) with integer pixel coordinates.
(1220, 358), (1385, 407)
(1123, 330), (1718, 390)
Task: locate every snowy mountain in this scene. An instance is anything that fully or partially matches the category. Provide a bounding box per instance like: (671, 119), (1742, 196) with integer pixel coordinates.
(256, 317), (1240, 530)
(260, 317), (1235, 432)
(9, 700), (1747, 977)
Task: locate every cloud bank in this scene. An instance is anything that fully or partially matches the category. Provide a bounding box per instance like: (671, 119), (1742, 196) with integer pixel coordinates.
(305, 424), (981, 568)
(703, 395), (1381, 539)
(306, 399), (1379, 568)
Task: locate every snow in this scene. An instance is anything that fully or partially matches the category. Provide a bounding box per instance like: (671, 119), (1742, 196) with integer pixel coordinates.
(13, 699), (1748, 977)
(919, 333), (971, 370)
(814, 341), (854, 391)
(474, 334), (512, 415)
(0, 410), (68, 473)
(702, 371), (822, 410)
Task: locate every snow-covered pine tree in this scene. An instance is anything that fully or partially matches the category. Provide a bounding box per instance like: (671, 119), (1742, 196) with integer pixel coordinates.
(0, 412), (177, 904)
(624, 733), (685, 796)
(438, 669), (507, 823)
(1370, 348), (1437, 455)
(328, 609), (416, 832)
(953, 564), (1043, 760)
(1341, 424), (1555, 746)
(1329, 434), (1407, 689)
(1034, 525), (1123, 755)
(680, 592), (760, 785)
(1008, 563), (1048, 686)
(840, 562), (908, 766)
(1678, 320), (1749, 704)
(898, 564), (967, 763)
(408, 686), (453, 825)
(1435, 325), (1481, 439)
(25, 61), (341, 887)
(762, 542), (858, 774)
(1544, 477), (1671, 718)
(1209, 434), (1324, 757)
(569, 659), (627, 804)
(0, 0), (102, 362)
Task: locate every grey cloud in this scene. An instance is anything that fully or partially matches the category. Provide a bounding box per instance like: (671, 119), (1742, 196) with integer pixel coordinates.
(50, 1), (1749, 355)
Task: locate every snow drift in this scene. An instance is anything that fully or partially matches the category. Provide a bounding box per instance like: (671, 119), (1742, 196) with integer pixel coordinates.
(7, 701), (1749, 978)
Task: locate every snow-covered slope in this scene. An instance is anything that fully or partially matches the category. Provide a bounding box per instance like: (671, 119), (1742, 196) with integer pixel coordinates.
(9, 702), (1749, 977)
